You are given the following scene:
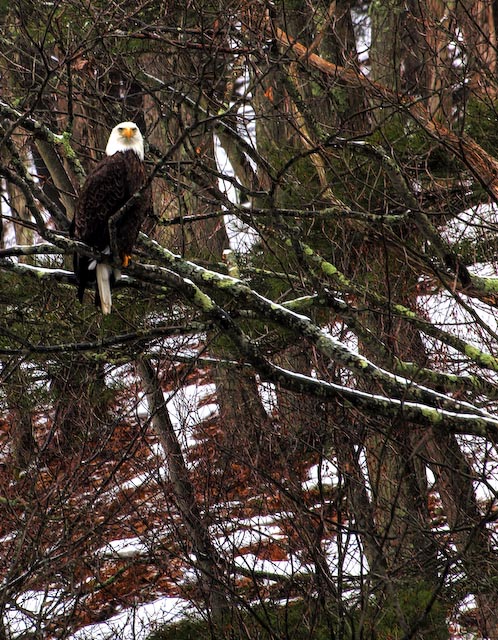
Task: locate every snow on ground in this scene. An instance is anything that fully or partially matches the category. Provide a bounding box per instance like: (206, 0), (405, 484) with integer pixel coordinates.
(136, 382), (218, 434)
(167, 383), (218, 432)
(233, 552), (313, 579)
(442, 202), (498, 245)
(67, 597), (191, 640)
(97, 536), (154, 560)
(302, 458), (338, 491)
(5, 590), (77, 639)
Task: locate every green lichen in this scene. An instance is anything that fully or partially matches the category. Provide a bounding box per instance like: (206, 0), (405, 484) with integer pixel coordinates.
(57, 130), (86, 178)
(420, 406), (443, 425)
(191, 286), (216, 312)
(319, 260), (339, 277)
(473, 275), (498, 294)
(356, 357), (370, 369)
(59, 131), (77, 158)
(393, 303), (417, 318)
(464, 344), (498, 371)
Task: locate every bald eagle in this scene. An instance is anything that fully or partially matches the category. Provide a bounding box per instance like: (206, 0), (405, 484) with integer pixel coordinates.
(71, 121), (152, 314)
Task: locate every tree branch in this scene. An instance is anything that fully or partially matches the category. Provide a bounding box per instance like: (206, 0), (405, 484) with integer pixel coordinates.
(271, 25), (498, 201)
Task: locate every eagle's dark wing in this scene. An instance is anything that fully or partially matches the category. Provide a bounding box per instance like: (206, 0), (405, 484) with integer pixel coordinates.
(73, 153), (130, 250)
(113, 152), (152, 260)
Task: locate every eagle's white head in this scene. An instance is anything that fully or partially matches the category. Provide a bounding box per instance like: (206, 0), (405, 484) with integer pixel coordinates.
(105, 121), (145, 160)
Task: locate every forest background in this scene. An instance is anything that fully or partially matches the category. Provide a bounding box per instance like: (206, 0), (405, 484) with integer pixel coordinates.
(1, 1), (498, 638)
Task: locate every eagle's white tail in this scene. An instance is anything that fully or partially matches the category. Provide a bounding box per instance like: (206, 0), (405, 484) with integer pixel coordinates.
(96, 263), (113, 315)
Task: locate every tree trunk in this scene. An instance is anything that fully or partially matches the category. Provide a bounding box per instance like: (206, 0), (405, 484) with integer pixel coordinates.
(425, 430), (498, 638)
(137, 357), (232, 632)
(458, 0), (497, 90)
(4, 361), (37, 471)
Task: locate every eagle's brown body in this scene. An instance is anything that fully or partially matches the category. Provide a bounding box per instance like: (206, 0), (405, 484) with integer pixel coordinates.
(71, 131), (151, 312)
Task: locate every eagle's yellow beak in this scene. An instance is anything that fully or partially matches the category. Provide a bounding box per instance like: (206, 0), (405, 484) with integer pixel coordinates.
(122, 127), (134, 139)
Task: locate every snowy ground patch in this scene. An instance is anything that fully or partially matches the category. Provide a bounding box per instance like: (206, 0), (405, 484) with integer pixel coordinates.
(67, 597), (191, 640)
